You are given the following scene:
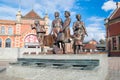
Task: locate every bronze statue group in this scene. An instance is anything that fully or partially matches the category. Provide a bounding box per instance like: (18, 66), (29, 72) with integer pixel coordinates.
(31, 11), (87, 54)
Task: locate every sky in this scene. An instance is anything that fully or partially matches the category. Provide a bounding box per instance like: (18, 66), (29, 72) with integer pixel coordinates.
(0, 0), (120, 42)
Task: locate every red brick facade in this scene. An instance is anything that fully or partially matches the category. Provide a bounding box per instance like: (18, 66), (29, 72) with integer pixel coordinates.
(108, 22), (120, 37)
(0, 10), (49, 48)
(105, 2), (120, 56)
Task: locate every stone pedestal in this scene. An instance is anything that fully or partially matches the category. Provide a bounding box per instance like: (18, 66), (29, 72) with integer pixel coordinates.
(65, 43), (73, 54)
(6, 54), (108, 80)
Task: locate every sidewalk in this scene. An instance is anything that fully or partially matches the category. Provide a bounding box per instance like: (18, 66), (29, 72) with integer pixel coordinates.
(108, 57), (120, 80)
(0, 61), (8, 72)
(0, 61), (9, 66)
(0, 61), (25, 80)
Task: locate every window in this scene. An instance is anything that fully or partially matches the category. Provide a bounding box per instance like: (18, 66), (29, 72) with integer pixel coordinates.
(119, 37), (120, 50)
(1, 26), (5, 34)
(8, 27), (13, 34)
(0, 39), (2, 47)
(108, 40), (111, 51)
(24, 34), (39, 48)
(5, 38), (11, 48)
(112, 37), (117, 50)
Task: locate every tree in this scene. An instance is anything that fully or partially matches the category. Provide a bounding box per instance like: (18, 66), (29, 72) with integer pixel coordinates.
(99, 39), (105, 44)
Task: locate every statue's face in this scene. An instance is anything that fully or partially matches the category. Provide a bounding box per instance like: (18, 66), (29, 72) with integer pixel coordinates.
(65, 11), (70, 18)
(55, 12), (59, 17)
(34, 20), (39, 25)
(76, 14), (81, 20)
(65, 12), (68, 17)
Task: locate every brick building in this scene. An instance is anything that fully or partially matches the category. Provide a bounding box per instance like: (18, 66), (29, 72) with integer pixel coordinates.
(84, 39), (97, 52)
(105, 2), (120, 56)
(0, 10), (49, 48)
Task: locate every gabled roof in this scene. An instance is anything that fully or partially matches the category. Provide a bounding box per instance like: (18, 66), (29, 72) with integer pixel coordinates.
(109, 2), (120, 20)
(109, 8), (120, 20)
(22, 10), (42, 19)
(84, 43), (96, 49)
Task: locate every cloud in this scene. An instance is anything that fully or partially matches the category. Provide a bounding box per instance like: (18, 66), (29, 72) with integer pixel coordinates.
(85, 16), (105, 42)
(34, 0), (76, 16)
(0, 4), (17, 20)
(101, 0), (116, 11)
(0, 0), (76, 20)
(87, 16), (104, 22)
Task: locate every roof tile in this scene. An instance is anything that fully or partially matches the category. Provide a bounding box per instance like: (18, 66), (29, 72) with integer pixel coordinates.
(110, 8), (120, 20)
(22, 10), (41, 19)
(84, 44), (96, 49)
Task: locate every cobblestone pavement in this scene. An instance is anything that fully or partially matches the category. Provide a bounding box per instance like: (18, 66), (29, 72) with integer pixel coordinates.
(108, 57), (120, 80)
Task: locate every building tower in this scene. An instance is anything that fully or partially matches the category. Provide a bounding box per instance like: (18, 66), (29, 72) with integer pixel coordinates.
(15, 10), (22, 47)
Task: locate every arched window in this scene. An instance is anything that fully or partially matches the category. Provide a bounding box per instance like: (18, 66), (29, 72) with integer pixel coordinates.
(8, 27), (13, 34)
(24, 34), (39, 48)
(5, 38), (11, 48)
(1, 26), (5, 34)
(0, 39), (2, 47)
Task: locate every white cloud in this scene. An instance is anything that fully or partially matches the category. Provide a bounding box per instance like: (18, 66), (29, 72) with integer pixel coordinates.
(34, 0), (75, 15)
(87, 16), (104, 22)
(101, 0), (116, 11)
(84, 16), (105, 42)
(0, 0), (76, 19)
(0, 5), (17, 20)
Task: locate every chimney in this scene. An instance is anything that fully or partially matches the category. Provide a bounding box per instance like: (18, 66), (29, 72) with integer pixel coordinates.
(116, 2), (120, 8)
